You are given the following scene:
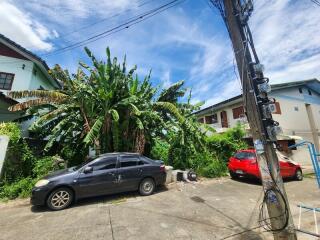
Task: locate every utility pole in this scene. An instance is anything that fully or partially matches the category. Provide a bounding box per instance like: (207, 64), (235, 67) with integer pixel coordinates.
(210, 1), (297, 239)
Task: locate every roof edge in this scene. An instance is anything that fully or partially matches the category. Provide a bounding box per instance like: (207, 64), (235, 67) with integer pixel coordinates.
(0, 34), (61, 89)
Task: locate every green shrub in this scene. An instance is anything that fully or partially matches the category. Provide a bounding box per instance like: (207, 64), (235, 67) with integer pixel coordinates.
(0, 177), (36, 200)
(0, 123), (37, 183)
(0, 156), (63, 199)
(206, 124), (247, 162)
(0, 122), (21, 144)
(150, 138), (169, 164)
(199, 160), (228, 178)
(33, 156), (63, 178)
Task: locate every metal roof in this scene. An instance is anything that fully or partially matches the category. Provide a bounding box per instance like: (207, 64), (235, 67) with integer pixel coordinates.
(194, 94), (242, 115)
(271, 78), (320, 94)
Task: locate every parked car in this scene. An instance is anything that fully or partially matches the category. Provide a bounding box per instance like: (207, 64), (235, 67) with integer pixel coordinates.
(228, 149), (303, 181)
(31, 153), (166, 210)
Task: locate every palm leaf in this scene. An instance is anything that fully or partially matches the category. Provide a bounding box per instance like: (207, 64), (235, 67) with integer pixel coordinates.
(83, 116), (104, 144)
(9, 98), (57, 111)
(7, 90), (66, 100)
(153, 102), (185, 123)
(109, 109), (119, 121)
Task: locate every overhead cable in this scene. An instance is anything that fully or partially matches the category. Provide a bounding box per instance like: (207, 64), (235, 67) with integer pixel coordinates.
(42, 0), (186, 57)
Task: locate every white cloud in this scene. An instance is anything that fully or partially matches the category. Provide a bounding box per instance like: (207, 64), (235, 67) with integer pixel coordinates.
(160, 70), (172, 88)
(3, 0), (318, 106)
(250, 0), (320, 83)
(201, 78), (241, 108)
(0, 1), (57, 51)
(13, 0), (146, 26)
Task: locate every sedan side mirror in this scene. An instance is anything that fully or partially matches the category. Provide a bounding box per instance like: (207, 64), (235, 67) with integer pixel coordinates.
(83, 166), (93, 174)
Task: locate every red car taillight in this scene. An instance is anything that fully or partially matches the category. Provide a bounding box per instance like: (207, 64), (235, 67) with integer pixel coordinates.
(160, 165), (165, 172)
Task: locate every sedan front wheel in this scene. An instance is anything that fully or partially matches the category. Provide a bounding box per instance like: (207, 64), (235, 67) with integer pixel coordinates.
(47, 187), (73, 211)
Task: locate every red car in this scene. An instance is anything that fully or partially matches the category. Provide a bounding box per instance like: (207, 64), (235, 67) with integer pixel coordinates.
(228, 149), (303, 181)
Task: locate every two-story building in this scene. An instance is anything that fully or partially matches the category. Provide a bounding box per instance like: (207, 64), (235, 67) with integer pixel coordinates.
(0, 34), (60, 130)
(195, 79), (320, 166)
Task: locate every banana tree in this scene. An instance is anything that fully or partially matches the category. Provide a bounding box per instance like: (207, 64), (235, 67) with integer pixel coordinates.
(8, 47), (188, 158)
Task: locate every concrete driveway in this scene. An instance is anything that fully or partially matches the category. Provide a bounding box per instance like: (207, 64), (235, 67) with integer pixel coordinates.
(0, 177), (319, 240)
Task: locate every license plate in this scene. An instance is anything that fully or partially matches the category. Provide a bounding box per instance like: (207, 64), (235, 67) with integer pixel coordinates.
(236, 170), (244, 174)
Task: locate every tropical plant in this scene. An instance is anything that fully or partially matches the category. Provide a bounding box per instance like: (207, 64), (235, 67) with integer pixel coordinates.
(206, 123), (248, 162)
(8, 47), (187, 158)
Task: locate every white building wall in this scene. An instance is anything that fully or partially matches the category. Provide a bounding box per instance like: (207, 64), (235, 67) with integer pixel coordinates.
(270, 86), (320, 166)
(198, 101), (246, 132)
(0, 55), (33, 94)
(197, 85), (320, 167)
(1, 56), (57, 136)
(29, 65), (56, 90)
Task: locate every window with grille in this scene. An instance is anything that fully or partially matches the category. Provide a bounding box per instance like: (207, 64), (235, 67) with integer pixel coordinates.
(0, 72), (14, 90)
(205, 114), (218, 124)
(232, 106), (245, 119)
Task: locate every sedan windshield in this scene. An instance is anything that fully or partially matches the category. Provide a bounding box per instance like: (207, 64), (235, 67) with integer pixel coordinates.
(72, 162), (88, 171)
(234, 152), (256, 160)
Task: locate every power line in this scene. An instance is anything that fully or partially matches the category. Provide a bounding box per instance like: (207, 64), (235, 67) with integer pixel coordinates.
(310, 0), (320, 6)
(42, 0), (186, 58)
(61, 0), (157, 38)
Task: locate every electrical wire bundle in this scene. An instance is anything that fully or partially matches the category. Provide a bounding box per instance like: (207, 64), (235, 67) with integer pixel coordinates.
(42, 0), (186, 58)
(208, 0), (291, 234)
(258, 184), (289, 232)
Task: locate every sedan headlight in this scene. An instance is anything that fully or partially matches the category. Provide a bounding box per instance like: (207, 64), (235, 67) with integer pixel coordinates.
(35, 179), (49, 187)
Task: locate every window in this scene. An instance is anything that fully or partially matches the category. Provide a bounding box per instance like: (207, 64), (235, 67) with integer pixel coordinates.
(89, 157), (117, 171)
(120, 156), (139, 168)
(308, 89), (312, 96)
(205, 114), (218, 124)
(0, 72), (14, 90)
(198, 118), (204, 123)
(234, 151), (255, 160)
(299, 88), (303, 94)
(294, 106), (299, 111)
(232, 106), (245, 119)
(138, 159), (149, 165)
(273, 102), (281, 114)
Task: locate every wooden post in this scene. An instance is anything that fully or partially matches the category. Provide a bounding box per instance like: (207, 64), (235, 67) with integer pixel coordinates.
(221, 1), (297, 239)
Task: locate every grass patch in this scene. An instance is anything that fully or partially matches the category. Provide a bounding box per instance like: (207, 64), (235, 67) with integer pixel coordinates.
(304, 172), (316, 178)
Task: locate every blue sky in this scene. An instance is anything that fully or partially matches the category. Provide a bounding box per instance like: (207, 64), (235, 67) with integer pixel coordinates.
(1, 0), (320, 107)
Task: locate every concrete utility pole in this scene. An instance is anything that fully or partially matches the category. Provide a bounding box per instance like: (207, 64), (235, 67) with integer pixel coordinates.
(210, 0), (298, 239)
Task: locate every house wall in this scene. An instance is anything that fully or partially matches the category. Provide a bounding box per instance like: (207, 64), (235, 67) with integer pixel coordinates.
(0, 55), (56, 136)
(197, 101), (246, 133)
(270, 86), (320, 133)
(196, 85), (320, 167)
(270, 86), (320, 166)
(29, 64), (56, 90)
(0, 55), (33, 94)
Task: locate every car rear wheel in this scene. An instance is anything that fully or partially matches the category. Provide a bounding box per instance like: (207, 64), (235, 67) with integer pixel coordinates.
(47, 187), (73, 211)
(295, 169), (303, 181)
(229, 171), (238, 179)
(139, 178), (155, 196)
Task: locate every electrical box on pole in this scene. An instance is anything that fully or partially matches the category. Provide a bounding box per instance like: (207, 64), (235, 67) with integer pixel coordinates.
(209, 0), (298, 239)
